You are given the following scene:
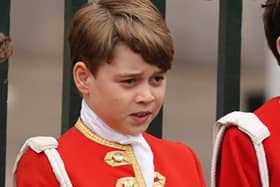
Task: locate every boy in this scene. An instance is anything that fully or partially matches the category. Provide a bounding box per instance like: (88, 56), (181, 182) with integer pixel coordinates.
(212, 0), (280, 186)
(13, 0), (206, 186)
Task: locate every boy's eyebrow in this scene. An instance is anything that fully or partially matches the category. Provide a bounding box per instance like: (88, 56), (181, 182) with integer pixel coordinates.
(116, 72), (143, 78)
(152, 70), (166, 75)
(115, 70), (165, 78)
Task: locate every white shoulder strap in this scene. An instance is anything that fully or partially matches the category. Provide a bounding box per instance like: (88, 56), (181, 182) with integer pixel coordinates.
(13, 136), (73, 187)
(211, 111), (270, 187)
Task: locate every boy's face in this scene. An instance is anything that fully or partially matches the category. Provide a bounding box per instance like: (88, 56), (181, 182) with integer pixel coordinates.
(79, 44), (167, 136)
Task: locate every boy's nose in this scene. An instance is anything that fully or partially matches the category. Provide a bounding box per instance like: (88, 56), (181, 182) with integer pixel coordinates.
(135, 86), (155, 104)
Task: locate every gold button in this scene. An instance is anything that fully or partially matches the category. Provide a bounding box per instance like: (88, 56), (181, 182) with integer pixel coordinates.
(123, 179), (135, 187)
(113, 152), (124, 162)
(116, 177), (136, 187)
(104, 151), (130, 167)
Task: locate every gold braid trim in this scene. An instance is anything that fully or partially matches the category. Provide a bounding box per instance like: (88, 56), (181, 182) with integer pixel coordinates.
(75, 119), (146, 186)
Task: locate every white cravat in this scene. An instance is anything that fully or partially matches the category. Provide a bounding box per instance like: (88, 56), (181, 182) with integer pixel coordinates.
(80, 99), (154, 187)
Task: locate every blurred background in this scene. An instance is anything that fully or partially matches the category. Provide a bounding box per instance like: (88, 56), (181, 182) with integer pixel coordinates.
(5, 0), (280, 186)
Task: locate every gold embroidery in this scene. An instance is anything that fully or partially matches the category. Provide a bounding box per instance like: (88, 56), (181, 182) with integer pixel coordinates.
(116, 177), (137, 187)
(75, 120), (127, 150)
(116, 172), (166, 187)
(75, 120), (166, 186)
(105, 151), (130, 167)
(125, 146), (146, 186)
(75, 119), (146, 186)
(154, 172), (166, 187)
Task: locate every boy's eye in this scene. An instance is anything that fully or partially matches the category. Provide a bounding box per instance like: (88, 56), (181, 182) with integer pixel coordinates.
(154, 76), (164, 82)
(120, 79), (137, 86)
(151, 76), (164, 85)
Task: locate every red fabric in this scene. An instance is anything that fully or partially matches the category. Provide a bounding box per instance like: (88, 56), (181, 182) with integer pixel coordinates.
(15, 126), (206, 187)
(216, 96), (280, 187)
(16, 150), (59, 186)
(144, 133), (206, 187)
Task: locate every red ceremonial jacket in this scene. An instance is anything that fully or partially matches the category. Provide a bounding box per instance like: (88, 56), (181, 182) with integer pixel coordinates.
(15, 120), (206, 187)
(216, 96), (280, 187)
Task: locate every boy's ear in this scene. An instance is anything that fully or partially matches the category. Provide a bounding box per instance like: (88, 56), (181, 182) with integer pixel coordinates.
(276, 36), (280, 55)
(73, 62), (91, 95)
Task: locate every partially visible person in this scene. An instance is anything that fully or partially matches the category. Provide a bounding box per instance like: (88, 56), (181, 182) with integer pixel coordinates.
(212, 0), (280, 186)
(0, 32), (12, 63)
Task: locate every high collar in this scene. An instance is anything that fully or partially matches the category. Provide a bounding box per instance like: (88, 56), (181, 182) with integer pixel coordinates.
(80, 99), (154, 187)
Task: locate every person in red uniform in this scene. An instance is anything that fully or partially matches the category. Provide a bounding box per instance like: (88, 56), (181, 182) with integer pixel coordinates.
(213, 0), (280, 186)
(13, 0), (206, 186)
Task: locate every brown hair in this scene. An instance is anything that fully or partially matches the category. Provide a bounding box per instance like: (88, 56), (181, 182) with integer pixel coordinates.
(0, 33), (12, 63)
(68, 0), (174, 75)
(263, 0), (280, 65)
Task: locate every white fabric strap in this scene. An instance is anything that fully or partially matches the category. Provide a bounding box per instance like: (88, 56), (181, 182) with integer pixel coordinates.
(211, 111), (270, 187)
(211, 125), (227, 187)
(13, 136), (72, 187)
(44, 149), (72, 187)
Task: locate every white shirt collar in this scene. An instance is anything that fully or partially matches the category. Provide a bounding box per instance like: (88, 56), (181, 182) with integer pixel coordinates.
(80, 99), (154, 187)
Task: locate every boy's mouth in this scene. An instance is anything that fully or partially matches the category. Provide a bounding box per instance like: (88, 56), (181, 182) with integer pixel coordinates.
(131, 111), (151, 117)
(129, 111), (152, 123)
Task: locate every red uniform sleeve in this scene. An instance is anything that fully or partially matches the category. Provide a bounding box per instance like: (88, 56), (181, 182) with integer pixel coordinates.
(15, 148), (59, 187)
(216, 127), (262, 187)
